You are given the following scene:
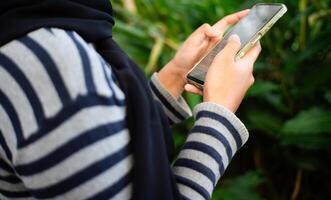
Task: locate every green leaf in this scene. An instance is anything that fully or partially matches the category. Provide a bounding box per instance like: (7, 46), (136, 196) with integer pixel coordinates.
(185, 93), (202, 109)
(173, 131), (186, 149)
(246, 109), (283, 136)
(212, 171), (263, 200)
(247, 80), (280, 97)
(325, 91), (331, 104)
(281, 135), (331, 150)
(282, 107), (331, 135)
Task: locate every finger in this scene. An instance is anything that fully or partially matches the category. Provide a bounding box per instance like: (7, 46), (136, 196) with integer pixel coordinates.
(241, 42), (262, 64)
(220, 34), (241, 59)
(189, 10), (250, 43)
(191, 23), (215, 40)
(189, 23), (215, 45)
(205, 24), (220, 38)
(211, 9), (250, 36)
(184, 84), (203, 95)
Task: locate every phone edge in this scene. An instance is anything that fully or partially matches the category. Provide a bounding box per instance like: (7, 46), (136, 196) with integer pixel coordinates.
(236, 4), (288, 60)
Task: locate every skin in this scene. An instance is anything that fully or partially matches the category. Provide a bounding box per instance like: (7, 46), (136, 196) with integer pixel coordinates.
(203, 34), (261, 112)
(157, 9), (262, 113)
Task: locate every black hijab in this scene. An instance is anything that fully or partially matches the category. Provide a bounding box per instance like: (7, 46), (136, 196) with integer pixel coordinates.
(0, 1), (181, 199)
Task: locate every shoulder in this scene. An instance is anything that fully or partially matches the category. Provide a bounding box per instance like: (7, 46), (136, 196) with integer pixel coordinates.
(0, 27), (125, 102)
(0, 27), (126, 146)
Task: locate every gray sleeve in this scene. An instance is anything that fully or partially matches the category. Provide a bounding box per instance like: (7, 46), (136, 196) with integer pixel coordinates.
(149, 71), (249, 199)
(173, 102), (249, 200)
(150, 73), (192, 124)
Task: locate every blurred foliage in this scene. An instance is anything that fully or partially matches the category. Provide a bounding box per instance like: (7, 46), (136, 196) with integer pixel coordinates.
(213, 171), (264, 200)
(112, 0), (331, 199)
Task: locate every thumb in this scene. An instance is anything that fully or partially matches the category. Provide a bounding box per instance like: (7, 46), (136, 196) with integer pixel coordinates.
(222, 34), (241, 59)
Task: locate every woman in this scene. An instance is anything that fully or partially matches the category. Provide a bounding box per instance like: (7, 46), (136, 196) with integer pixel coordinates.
(0, 0), (261, 199)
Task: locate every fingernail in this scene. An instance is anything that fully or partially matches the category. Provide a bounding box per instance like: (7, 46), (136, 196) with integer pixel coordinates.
(229, 34), (241, 44)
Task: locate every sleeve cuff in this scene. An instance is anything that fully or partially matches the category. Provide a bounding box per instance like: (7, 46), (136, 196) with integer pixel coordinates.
(150, 73), (192, 124)
(193, 102), (249, 147)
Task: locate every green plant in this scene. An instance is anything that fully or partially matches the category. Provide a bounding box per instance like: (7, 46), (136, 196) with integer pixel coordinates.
(112, 0), (331, 199)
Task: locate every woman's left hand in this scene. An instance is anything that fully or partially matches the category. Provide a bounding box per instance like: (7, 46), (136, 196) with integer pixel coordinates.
(157, 9), (250, 98)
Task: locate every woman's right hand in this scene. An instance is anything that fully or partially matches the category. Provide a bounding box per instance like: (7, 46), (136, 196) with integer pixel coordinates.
(203, 34), (262, 113)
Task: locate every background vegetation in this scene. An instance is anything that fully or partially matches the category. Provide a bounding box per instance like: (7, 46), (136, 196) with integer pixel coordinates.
(112, 0), (331, 199)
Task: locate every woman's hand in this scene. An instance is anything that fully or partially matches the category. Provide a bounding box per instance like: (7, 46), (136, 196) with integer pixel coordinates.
(157, 10), (250, 99)
(204, 35), (262, 113)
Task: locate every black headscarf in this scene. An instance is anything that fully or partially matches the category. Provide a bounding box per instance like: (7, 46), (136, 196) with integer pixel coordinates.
(0, 1), (182, 199)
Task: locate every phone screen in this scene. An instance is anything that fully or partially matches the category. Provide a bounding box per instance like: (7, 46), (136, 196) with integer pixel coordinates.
(188, 4), (284, 84)
(226, 4), (283, 47)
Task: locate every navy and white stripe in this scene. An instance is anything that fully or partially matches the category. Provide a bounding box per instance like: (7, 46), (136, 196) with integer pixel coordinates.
(150, 74), (192, 124)
(173, 103), (249, 200)
(0, 28), (249, 200)
(0, 28), (131, 199)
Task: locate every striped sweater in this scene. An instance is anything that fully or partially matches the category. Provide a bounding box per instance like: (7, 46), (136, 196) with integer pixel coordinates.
(0, 28), (249, 200)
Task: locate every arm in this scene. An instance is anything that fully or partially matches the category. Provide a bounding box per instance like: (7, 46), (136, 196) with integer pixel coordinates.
(149, 74), (249, 200)
(154, 10), (261, 200)
(150, 73), (192, 125)
(173, 103), (248, 200)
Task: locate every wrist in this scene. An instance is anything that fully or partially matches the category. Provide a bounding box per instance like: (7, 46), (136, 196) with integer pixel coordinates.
(204, 99), (238, 113)
(158, 60), (187, 98)
(203, 89), (239, 113)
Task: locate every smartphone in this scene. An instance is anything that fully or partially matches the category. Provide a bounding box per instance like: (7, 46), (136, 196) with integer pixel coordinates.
(187, 3), (287, 89)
